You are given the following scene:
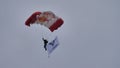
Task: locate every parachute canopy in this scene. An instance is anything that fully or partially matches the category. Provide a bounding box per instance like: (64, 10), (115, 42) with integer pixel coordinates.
(25, 11), (64, 32)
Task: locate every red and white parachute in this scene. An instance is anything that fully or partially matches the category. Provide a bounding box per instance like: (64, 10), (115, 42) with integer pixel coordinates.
(25, 11), (64, 32)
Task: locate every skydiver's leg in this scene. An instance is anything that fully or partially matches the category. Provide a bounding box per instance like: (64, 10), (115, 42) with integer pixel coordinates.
(44, 44), (47, 51)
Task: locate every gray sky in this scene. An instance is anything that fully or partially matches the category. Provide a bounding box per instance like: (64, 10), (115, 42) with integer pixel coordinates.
(0, 0), (120, 68)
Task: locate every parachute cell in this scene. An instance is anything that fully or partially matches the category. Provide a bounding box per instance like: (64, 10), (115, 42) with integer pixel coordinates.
(25, 12), (41, 26)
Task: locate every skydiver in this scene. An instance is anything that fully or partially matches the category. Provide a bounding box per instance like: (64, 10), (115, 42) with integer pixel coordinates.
(42, 38), (48, 51)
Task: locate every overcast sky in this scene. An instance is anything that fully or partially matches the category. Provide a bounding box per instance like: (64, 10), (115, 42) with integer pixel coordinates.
(0, 0), (120, 68)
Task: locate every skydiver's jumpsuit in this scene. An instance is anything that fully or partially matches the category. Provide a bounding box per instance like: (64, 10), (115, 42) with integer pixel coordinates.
(42, 38), (48, 51)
